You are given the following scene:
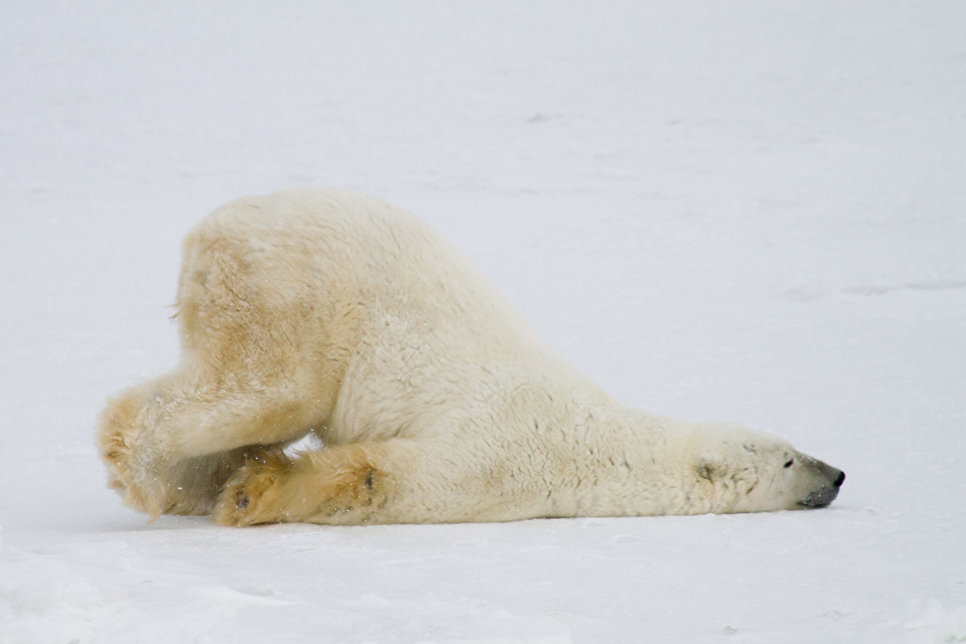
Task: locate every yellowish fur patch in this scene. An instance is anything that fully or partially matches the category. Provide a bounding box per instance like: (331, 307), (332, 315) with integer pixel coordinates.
(213, 444), (391, 526)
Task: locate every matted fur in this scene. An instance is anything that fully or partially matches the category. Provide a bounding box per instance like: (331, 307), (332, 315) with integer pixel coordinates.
(97, 188), (844, 525)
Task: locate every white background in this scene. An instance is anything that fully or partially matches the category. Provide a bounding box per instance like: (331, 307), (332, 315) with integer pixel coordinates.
(2, 2), (964, 642)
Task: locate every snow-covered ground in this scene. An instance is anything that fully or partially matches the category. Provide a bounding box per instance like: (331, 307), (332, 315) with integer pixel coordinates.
(2, 2), (965, 642)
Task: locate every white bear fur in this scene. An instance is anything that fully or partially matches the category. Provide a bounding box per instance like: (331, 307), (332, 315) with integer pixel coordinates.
(97, 188), (843, 525)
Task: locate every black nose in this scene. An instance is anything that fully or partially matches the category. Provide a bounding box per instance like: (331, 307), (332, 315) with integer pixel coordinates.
(833, 470), (845, 487)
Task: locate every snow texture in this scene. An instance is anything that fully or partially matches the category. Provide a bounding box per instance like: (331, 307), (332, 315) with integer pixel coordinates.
(2, 1), (965, 642)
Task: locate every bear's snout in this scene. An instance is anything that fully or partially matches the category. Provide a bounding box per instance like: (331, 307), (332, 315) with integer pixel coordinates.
(797, 459), (845, 508)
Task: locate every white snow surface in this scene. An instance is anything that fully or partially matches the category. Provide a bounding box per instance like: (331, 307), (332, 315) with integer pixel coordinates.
(2, 2), (965, 642)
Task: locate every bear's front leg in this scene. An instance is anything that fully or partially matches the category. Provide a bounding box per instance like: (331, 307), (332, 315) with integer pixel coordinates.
(213, 437), (560, 526)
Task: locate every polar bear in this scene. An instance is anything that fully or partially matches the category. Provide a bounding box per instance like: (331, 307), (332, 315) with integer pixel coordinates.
(97, 188), (845, 525)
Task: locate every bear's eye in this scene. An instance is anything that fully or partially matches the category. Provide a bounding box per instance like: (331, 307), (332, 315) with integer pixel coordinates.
(783, 459), (794, 469)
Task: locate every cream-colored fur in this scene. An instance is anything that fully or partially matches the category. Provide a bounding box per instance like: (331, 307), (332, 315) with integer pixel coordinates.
(97, 188), (844, 525)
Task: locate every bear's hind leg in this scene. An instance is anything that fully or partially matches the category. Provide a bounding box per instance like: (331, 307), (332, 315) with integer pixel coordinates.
(98, 372), (320, 519)
(99, 225), (342, 518)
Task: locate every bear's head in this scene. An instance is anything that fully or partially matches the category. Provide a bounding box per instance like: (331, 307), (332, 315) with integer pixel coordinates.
(687, 425), (845, 514)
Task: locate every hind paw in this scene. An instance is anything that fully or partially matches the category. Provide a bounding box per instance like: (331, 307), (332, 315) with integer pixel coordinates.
(97, 392), (166, 519)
